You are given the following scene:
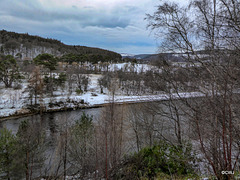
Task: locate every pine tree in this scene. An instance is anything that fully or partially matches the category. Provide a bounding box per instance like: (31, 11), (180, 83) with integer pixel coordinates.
(34, 53), (57, 96)
(0, 128), (23, 180)
(0, 55), (21, 88)
(68, 113), (95, 178)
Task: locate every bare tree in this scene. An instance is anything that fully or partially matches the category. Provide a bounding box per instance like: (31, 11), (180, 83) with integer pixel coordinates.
(146, 0), (240, 178)
(28, 66), (44, 106)
(95, 97), (129, 179)
(16, 120), (46, 180)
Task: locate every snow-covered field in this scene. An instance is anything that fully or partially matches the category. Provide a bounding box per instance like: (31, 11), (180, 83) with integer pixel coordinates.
(108, 63), (157, 73)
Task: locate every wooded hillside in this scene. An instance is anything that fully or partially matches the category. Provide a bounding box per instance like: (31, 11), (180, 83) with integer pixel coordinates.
(0, 30), (122, 60)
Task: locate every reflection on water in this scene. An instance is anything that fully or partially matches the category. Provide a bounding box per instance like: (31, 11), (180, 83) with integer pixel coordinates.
(49, 113), (57, 134)
(0, 108), (102, 135)
(0, 108), (103, 177)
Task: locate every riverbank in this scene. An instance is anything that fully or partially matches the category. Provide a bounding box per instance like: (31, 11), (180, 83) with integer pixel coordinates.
(0, 91), (205, 120)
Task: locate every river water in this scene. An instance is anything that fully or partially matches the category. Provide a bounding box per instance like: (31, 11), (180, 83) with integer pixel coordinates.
(0, 107), (105, 178)
(1, 98), (231, 178)
(0, 101), (195, 178)
(0, 108), (103, 134)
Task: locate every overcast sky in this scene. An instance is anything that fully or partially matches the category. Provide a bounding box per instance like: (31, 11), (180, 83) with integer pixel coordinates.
(0, 0), (186, 54)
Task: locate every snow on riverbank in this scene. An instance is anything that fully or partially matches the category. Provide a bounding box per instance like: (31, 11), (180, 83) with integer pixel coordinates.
(0, 71), (206, 118)
(0, 87), (205, 119)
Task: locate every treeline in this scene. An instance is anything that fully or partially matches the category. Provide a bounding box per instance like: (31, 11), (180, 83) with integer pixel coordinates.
(0, 30), (122, 61)
(60, 53), (120, 64)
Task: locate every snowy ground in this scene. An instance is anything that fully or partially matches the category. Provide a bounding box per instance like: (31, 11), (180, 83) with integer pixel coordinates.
(0, 69), (205, 118)
(108, 62), (159, 73)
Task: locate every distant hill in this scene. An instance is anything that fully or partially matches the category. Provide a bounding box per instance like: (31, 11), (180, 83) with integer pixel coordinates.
(122, 53), (184, 63)
(121, 53), (157, 60)
(122, 52), (210, 63)
(120, 53), (135, 58)
(0, 30), (122, 60)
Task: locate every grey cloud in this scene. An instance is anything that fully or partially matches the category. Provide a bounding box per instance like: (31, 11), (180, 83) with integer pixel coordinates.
(0, 0), (130, 28)
(123, 5), (140, 13)
(0, 0), (158, 54)
(83, 6), (94, 9)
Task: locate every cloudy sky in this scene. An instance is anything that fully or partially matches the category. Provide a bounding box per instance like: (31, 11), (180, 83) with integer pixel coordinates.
(0, 0), (185, 54)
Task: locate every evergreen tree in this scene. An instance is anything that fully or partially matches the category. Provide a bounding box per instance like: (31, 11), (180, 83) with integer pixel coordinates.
(56, 72), (67, 89)
(0, 55), (21, 88)
(34, 53), (57, 96)
(0, 128), (23, 180)
(68, 113), (95, 178)
(33, 53), (57, 72)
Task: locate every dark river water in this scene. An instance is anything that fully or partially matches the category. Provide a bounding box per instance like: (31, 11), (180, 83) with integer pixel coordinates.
(0, 101), (193, 178)
(0, 107), (105, 178)
(0, 108), (103, 134)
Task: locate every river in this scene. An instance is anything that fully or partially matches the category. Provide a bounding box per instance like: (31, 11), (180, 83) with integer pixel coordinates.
(0, 101), (193, 178)
(0, 107), (103, 135)
(0, 107), (105, 178)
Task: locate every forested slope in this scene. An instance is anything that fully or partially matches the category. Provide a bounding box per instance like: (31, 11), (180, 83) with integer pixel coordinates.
(0, 30), (121, 60)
